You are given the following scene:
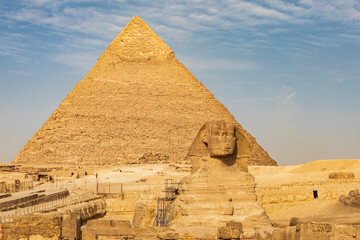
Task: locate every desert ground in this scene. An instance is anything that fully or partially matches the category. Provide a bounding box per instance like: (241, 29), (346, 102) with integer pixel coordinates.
(1, 158), (360, 239)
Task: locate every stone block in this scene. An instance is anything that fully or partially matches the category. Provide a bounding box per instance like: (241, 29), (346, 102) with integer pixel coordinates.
(177, 227), (218, 240)
(272, 226), (297, 240)
(62, 213), (81, 240)
(157, 231), (179, 240)
(271, 229), (285, 240)
(297, 222), (333, 240)
(226, 221), (242, 232)
(86, 219), (132, 236)
(218, 226), (240, 239)
(333, 224), (360, 239)
(82, 229), (97, 240)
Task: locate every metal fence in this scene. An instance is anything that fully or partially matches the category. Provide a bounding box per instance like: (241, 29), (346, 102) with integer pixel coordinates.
(37, 178), (127, 195)
(0, 177), (127, 224)
(0, 191), (96, 223)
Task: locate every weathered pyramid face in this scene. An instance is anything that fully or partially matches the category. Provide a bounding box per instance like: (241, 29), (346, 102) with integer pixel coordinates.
(100, 16), (174, 62)
(13, 16), (276, 166)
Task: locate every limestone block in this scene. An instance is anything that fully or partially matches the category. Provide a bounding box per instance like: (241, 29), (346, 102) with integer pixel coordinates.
(2, 214), (62, 240)
(86, 219), (132, 236)
(82, 229), (97, 240)
(271, 227), (296, 240)
(62, 213), (81, 239)
(176, 227), (218, 240)
(217, 226), (240, 239)
(98, 236), (134, 240)
(59, 199), (106, 220)
(105, 196), (137, 213)
(28, 234), (58, 240)
(226, 221), (243, 232)
(157, 231), (179, 240)
(333, 224), (360, 239)
(132, 197), (158, 227)
(297, 222), (333, 240)
(271, 229), (286, 240)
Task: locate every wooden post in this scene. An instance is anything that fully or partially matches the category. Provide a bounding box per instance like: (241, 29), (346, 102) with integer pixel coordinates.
(96, 176), (98, 194)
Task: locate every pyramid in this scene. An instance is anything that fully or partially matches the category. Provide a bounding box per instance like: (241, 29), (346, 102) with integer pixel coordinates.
(13, 16), (276, 166)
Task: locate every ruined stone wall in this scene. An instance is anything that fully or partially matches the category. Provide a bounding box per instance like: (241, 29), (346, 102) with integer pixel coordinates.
(256, 179), (360, 215)
(272, 222), (360, 240)
(13, 16), (276, 167)
(0, 214), (62, 240)
(0, 199), (106, 240)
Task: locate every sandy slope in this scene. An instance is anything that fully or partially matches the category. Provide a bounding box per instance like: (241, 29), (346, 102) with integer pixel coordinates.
(249, 159), (360, 186)
(249, 159), (360, 225)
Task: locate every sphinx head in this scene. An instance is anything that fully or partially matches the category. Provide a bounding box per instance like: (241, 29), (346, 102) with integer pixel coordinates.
(202, 121), (237, 157)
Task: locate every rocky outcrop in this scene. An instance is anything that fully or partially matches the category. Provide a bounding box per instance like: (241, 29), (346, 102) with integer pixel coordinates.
(339, 189), (360, 207)
(12, 16), (276, 167)
(329, 172), (355, 179)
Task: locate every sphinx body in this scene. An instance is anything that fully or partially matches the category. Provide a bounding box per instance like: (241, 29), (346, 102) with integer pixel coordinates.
(169, 121), (272, 238)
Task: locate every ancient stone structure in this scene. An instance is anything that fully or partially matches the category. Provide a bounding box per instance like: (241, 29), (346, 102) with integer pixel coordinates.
(169, 121), (272, 238)
(187, 120), (251, 173)
(272, 222), (360, 240)
(329, 171), (355, 179)
(13, 16), (276, 166)
(0, 199), (106, 240)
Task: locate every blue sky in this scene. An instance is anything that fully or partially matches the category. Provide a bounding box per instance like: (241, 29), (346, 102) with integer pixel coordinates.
(0, 0), (359, 165)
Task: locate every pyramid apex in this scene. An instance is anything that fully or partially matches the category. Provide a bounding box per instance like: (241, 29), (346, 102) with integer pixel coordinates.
(99, 16), (174, 62)
(131, 16), (143, 20)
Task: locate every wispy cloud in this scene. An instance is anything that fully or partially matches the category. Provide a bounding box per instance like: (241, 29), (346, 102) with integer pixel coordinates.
(280, 84), (296, 105)
(299, 0), (360, 25)
(0, 33), (29, 63)
(2, 0), (360, 65)
(5, 7), (126, 39)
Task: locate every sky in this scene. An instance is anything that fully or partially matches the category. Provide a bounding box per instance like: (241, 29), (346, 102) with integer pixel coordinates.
(0, 0), (359, 166)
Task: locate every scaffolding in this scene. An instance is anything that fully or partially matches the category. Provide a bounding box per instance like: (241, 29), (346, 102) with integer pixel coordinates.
(156, 179), (180, 226)
(156, 197), (169, 226)
(165, 179), (179, 200)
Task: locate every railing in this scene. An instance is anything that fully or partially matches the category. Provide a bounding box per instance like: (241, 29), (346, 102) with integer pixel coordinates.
(0, 181), (33, 193)
(33, 178), (125, 194)
(0, 191), (96, 223)
(0, 177), (128, 224)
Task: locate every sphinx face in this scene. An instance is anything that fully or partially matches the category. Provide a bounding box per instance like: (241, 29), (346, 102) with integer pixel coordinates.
(205, 124), (236, 157)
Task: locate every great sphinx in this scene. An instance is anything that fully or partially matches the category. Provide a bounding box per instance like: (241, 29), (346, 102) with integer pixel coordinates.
(186, 120), (251, 174)
(169, 120), (272, 238)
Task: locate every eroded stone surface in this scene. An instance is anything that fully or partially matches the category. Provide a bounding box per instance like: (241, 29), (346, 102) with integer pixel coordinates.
(340, 190), (360, 207)
(169, 121), (272, 237)
(329, 172), (355, 179)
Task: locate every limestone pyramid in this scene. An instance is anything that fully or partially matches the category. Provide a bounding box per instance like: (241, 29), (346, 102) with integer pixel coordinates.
(13, 16), (276, 166)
